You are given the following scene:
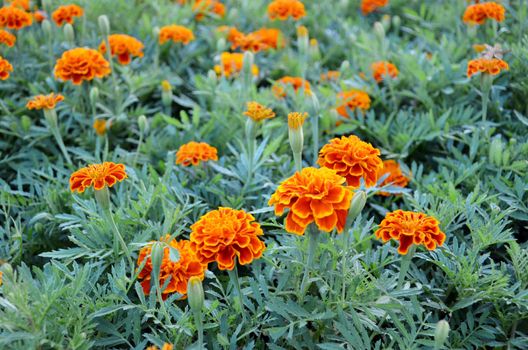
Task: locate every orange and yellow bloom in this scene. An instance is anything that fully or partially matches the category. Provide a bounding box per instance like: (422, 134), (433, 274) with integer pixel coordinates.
(268, 0), (306, 21)
(176, 141), (218, 166)
(463, 2), (505, 25)
(361, 0), (388, 15)
(244, 102), (276, 122)
(192, 0), (225, 21)
(99, 34), (144, 65)
(0, 56), (13, 80)
(26, 93), (64, 110)
(93, 119), (108, 136)
(159, 25), (195, 45)
(377, 160), (410, 196)
(54, 48), (111, 85)
(335, 90), (371, 117)
(226, 28), (284, 52)
(371, 61), (399, 82)
(0, 5), (32, 30)
(0, 29), (15, 47)
(51, 4), (84, 26)
(467, 57), (508, 78)
(272, 76), (311, 98)
(69, 162), (127, 193)
(214, 52), (258, 77)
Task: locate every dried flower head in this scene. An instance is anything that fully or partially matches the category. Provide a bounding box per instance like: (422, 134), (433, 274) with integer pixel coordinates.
(268, 0), (306, 21)
(176, 141), (218, 166)
(371, 61), (399, 82)
(99, 34), (144, 65)
(463, 2), (505, 25)
(51, 4), (83, 26)
(467, 57), (508, 77)
(93, 119), (107, 136)
(159, 25), (195, 45)
(377, 160), (410, 196)
(70, 162), (127, 193)
(272, 76), (311, 98)
(317, 135), (383, 188)
(287, 112), (307, 130)
(192, 0), (226, 21)
(214, 52), (259, 77)
(0, 5), (32, 30)
(190, 207), (266, 270)
(0, 29), (15, 47)
(54, 47), (111, 85)
(335, 90), (371, 118)
(26, 93), (64, 110)
(269, 167), (353, 235)
(361, 0), (388, 15)
(0, 56), (13, 80)
(244, 101), (276, 122)
(375, 210), (446, 254)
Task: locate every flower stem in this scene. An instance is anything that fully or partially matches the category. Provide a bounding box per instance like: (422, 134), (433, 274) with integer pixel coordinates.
(480, 74), (492, 123)
(299, 224), (318, 301)
(228, 264), (246, 321)
(133, 132), (144, 167)
(44, 109), (72, 165)
(397, 245), (416, 289)
(293, 152), (303, 173)
(193, 309), (204, 349)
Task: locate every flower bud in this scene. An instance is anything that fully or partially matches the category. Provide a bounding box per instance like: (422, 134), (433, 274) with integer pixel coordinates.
(309, 38), (320, 60)
(288, 112), (307, 155)
(90, 87), (99, 106)
(374, 22), (385, 42)
(0, 262), (13, 280)
(21, 115), (31, 133)
(138, 115), (148, 134)
(489, 136), (503, 167)
(161, 80), (173, 108)
(153, 26), (160, 38)
(381, 15), (391, 31)
(42, 19), (52, 38)
(150, 242), (164, 274)
(242, 51), (255, 81)
(216, 37), (226, 52)
(207, 69), (217, 82)
(297, 26), (309, 58)
(63, 23), (75, 45)
(347, 191), (367, 222)
(187, 276), (204, 312)
(98, 15), (110, 37)
(392, 15), (401, 32)
(434, 320), (450, 348)
(340, 60), (350, 72)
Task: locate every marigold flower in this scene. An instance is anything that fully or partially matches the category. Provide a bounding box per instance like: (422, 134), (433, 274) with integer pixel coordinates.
(297, 25), (308, 38)
(253, 28), (284, 49)
(99, 34), (144, 65)
(268, 0), (306, 21)
(377, 160), (409, 196)
(463, 2), (505, 25)
(269, 167), (353, 235)
(272, 76), (311, 98)
(317, 135), (383, 188)
(0, 5), (32, 30)
(26, 93), (64, 110)
(190, 207), (266, 270)
(335, 90), (371, 118)
(375, 210), (446, 254)
(146, 344), (173, 350)
(288, 112), (307, 130)
(32, 10), (47, 23)
(69, 162), (127, 193)
(192, 0), (225, 21)
(244, 101), (275, 122)
(0, 29), (15, 47)
(227, 27), (283, 52)
(176, 141), (218, 166)
(473, 44), (486, 53)
(371, 61), (398, 82)
(467, 57), (508, 77)
(214, 52), (259, 78)
(6, 0), (29, 10)
(51, 4), (83, 26)
(93, 119), (108, 136)
(0, 56), (13, 80)
(159, 25), (195, 45)
(137, 235), (207, 296)
(54, 47), (111, 85)
(320, 71), (340, 82)
(361, 0), (388, 15)
(161, 80), (172, 92)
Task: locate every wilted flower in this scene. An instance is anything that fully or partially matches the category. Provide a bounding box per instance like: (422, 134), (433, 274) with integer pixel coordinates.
(467, 57), (508, 77)
(176, 141), (218, 166)
(335, 90), (371, 117)
(377, 160), (410, 196)
(214, 52), (258, 77)
(0, 56), (13, 80)
(0, 5), (32, 30)
(69, 162), (127, 193)
(272, 76), (311, 98)
(371, 61), (398, 82)
(26, 93), (64, 110)
(463, 2), (505, 25)
(54, 48), (111, 85)
(51, 4), (83, 26)
(0, 29), (15, 47)
(99, 34), (144, 65)
(361, 0), (388, 15)
(244, 101), (276, 122)
(159, 25), (195, 45)
(268, 0), (306, 21)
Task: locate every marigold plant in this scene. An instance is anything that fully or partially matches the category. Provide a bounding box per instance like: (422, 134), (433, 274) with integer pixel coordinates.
(192, 0), (225, 21)
(371, 61), (399, 82)
(375, 210), (446, 254)
(244, 102), (276, 122)
(190, 207), (266, 270)
(361, 0), (388, 15)
(214, 52), (258, 77)
(6, 0), (30, 10)
(26, 93), (64, 110)
(0, 29), (15, 47)
(317, 135), (383, 188)
(0, 56), (13, 80)
(54, 48), (111, 85)
(99, 34), (144, 65)
(268, 0), (306, 21)
(335, 90), (371, 117)
(287, 112), (307, 130)
(0, 5), (32, 30)
(159, 25), (195, 45)
(377, 160), (410, 196)
(51, 4), (84, 26)
(69, 162), (127, 193)
(467, 57), (509, 78)
(176, 141), (218, 166)
(272, 76), (311, 98)
(463, 1), (505, 25)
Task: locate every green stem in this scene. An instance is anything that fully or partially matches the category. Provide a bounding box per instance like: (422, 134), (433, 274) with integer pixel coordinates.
(44, 109), (72, 165)
(481, 75), (492, 123)
(193, 310), (204, 349)
(293, 152), (302, 173)
(397, 246), (416, 289)
(299, 225), (318, 301)
(228, 265), (246, 321)
(133, 132), (143, 167)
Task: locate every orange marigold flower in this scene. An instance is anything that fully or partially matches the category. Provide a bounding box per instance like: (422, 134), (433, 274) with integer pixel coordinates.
(159, 24), (195, 45)
(268, 0), (306, 21)
(93, 119), (108, 136)
(176, 141), (218, 166)
(0, 6), (32, 30)
(190, 207), (266, 270)
(467, 57), (508, 77)
(26, 93), (64, 110)
(32, 10), (47, 23)
(192, 0), (225, 21)
(288, 111), (307, 130)
(371, 61), (398, 82)
(335, 90), (371, 118)
(214, 52), (259, 77)
(272, 76), (311, 98)
(0, 29), (15, 47)
(227, 27), (284, 52)
(253, 28), (284, 49)
(99, 34), (144, 65)
(320, 71), (340, 82)
(54, 47), (111, 85)
(361, 0), (388, 15)
(269, 167), (353, 235)
(377, 160), (410, 196)
(51, 4), (83, 26)
(69, 162), (127, 193)
(137, 235), (207, 296)
(6, 0), (29, 10)
(244, 101), (276, 122)
(317, 135), (383, 188)
(374, 210), (446, 254)
(463, 2), (505, 25)
(0, 56), (13, 80)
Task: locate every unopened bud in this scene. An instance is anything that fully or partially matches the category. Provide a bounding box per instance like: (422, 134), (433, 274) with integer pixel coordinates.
(138, 115), (148, 134)
(392, 15), (401, 32)
(150, 242), (164, 275)
(63, 23), (75, 45)
(0, 262), (13, 280)
(489, 136), (503, 167)
(42, 19), (52, 37)
(297, 26), (309, 57)
(21, 115), (31, 132)
(207, 70), (217, 82)
(187, 276), (204, 312)
(161, 81), (172, 107)
(242, 51), (255, 80)
(216, 38), (226, 52)
(434, 320), (450, 348)
(381, 15), (391, 31)
(153, 26), (160, 38)
(288, 112), (307, 155)
(90, 87), (99, 106)
(340, 60), (350, 72)
(347, 191), (367, 221)
(374, 22), (385, 42)
(98, 15), (110, 37)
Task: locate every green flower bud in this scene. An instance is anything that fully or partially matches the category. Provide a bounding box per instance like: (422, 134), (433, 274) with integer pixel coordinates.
(150, 242), (164, 277)
(434, 319), (450, 348)
(187, 276), (204, 312)
(340, 60), (350, 72)
(288, 112), (307, 155)
(0, 262), (13, 279)
(242, 51), (255, 83)
(42, 19), (52, 38)
(98, 15), (110, 37)
(489, 136), (503, 167)
(138, 115), (148, 134)
(381, 14), (391, 31)
(90, 87), (99, 106)
(207, 69), (217, 82)
(392, 15), (401, 32)
(347, 191), (367, 222)
(374, 21), (385, 42)
(216, 38), (226, 52)
(21, 115), (31, 133)
(63, 23), (75, 45)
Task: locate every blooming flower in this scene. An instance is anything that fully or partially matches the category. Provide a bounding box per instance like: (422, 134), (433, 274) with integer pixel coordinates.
(268, 167), (353, 235)
(361, 0), (388, 15)
(26, 93), (64, 110)
(192, 0), (225, 21)
(377, 160), (410, 196)
(272, 76), (311, 98)
(268, 0), (306, 21)
(54, 48), (111, 85)
(69, 162), (127, 193)
(146, 344), (173, 350)
(214, 52), (259, 77)
(0, 29), (15, 47)
(93, 119), (108, 136)
(32, 10), (47, 23)
(0, 56), (13, 80)
(137, 235), (207, 296)
(374, 210), (446, 254)
(320, 71), (340, 82)
(244, 101), (276, 122)
(51, 4), (84, 26)
(176, 141), (218, 166)
(467, 57), (508, 78)
(6, 0), (30, 10)
(463, 2), (505, 25)
(99, 34), (144, 65)
(335, 90), (371, 118)
(288, 112), (307, 130)
(0, 5), (32, 30)
(371, 61), (398, 82)
(226, 27), (283, 52)
(317, 135), (383, 188)
(190, 207), (266, 270)
(159, 25), (195, 45)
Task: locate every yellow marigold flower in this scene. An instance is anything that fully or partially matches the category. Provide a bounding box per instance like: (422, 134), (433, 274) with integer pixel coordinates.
(244, 101), (276, 122)
(375, 210), (446, 254)
(463, 2), (505, 25)
(371, 61), (399, 82)
(297, 25), (308, 37)
(467, 57), (508, 77)
(70, 162), (127, 193)
(0, 29), (15, 47)
(287, 112), (307, 130)
(99, 34), (144, 65)
(377, 160), (410, 196)
(159, 24), (195, 45)
(268, 0), (306, 21)
(214, 52), (259, 78)
(161, 80), (172, 92)
(51, 4), (83, 26)
(176, 141), (218, 166)
(361, 0), (388, 15)
(54, 48), (111, 85)
(93, 119), (107, 136)
(317, 135), (383, 188)
(0, 5), (32, 30)
(335, 90), (371, 118)
(26, 93), (64, 110)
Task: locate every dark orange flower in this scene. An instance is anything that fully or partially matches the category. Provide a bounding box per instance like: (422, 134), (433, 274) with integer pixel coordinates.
(176, 141), (218, 166)
(26, 93), (64, 110)
(0, 6), (32, 30)
(159, 24), (195, 45)
(463, 2), (505, 25)
(361, 0), (388, 15)
(99, 34), (144, 65)
(375, 210), (446, 254)
(268, 0), (306, 21)
(272, 76), (311, 98)
(244, 101), (276, 122)
(192, 0), (225, 21)
(467, 57), (508, 77)
(317, 135), (383, 188)
(137, 235), (207, 296)
(146, 344), (173, 350)
(252, 28), (284, 50)
(335, 90), (371, 118)
(0, 29), (15, 47)
(6, 0), (29, 10)
(32, 10), (47, 23)
(54, 48), (111, 85)
(0, 56), (13, 80)
(371, 61), (398, 82)
(93, 119), (108, 136)
(377, 160), (410, 196)
(226, 27), (283, 52)
(51, 4), (83, 26)
(214, 52), (259, 77)
(69, 162), (127, 193)
(320, 71), (340, 82)
(269, 167), (353, 235)
(190, 207), (266, 270)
